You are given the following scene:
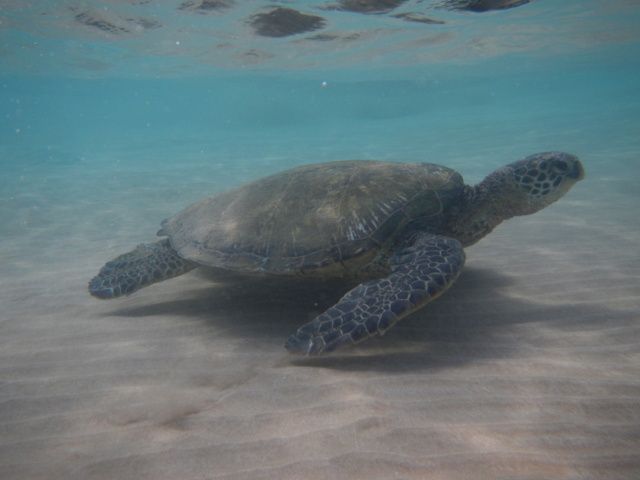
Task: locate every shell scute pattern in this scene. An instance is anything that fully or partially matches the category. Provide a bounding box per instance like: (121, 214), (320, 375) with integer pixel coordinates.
(160, 160), (463, 275)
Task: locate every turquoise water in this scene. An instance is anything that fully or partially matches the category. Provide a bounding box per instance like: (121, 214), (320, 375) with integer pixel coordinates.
(2, 1), (640, 479)
(2, 1), (639, 168)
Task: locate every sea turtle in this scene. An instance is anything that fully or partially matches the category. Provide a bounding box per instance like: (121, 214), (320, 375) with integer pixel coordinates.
(89, 152), (584, 355)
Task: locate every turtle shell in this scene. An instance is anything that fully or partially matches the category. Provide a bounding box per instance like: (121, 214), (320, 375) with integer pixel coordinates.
(159, 160), (463, 275)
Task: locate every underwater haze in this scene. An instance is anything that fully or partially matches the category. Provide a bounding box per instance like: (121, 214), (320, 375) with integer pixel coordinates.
(1, 1), (640, 479)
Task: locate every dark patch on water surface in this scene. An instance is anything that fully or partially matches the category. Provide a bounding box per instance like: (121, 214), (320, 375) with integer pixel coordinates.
(328, 0), (408, 14)
(177, 0), (234, 14)
(440, 0), (530, 12)
(392, 13), (445, 24)
(249, 8), (326, 38)
(307, 32), (363, 42)
(71, 6), (161, 36)
(325, 1), (444, 23)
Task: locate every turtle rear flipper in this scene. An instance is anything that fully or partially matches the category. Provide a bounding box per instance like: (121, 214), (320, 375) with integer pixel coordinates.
(284, 234), (465, 356)
(88, 239), (198, 299)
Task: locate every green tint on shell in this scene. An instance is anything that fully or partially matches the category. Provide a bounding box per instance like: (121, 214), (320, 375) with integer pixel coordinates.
(159, 160), (464, 275)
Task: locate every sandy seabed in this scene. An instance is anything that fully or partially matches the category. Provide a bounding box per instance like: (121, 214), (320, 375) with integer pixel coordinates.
(1, 135), (639, 480)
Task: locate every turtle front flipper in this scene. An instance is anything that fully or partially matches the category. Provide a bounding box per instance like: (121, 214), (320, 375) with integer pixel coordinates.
(88, 239), (198, 299)
(284, 234), (466, 356)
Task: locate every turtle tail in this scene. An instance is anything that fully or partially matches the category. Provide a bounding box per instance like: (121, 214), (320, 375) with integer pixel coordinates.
(88, 239), (198, 299)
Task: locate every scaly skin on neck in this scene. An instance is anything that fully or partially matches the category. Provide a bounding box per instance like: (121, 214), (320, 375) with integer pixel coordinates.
(439, 166), (527, 248)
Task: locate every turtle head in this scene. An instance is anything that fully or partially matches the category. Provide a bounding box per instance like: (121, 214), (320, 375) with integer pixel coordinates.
(487, 151), (584, 218)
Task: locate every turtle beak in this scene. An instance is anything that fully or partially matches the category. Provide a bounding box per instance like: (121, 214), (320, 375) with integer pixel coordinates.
(547, 151), (585, 183)
(571, 159), (585, 181)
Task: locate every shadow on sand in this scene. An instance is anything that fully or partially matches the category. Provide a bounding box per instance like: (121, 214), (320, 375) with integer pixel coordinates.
(101, 265), (611, 374)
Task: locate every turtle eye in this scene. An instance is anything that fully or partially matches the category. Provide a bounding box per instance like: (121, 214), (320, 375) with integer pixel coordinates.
(551, 159), (570, 174)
